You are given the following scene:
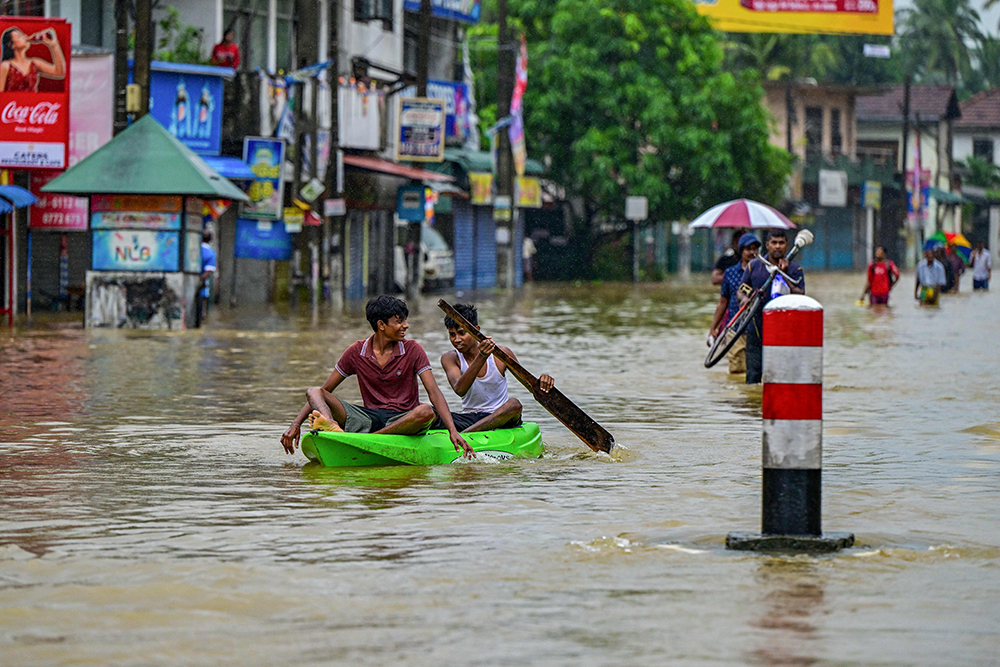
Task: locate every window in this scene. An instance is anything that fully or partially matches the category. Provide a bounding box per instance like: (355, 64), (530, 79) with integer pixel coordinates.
(355, 0), (393, 31)
(830, 108), (842, 156)
(973, 139), (994, 164)
(805, 107), (823, 158)
(224, 4), (269, 72)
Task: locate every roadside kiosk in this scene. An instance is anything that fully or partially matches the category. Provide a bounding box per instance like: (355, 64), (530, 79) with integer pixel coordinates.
(41, 115), (247, 329)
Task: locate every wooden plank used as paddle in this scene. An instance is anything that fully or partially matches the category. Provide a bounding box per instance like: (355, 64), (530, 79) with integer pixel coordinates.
(438, 300), (615, 453)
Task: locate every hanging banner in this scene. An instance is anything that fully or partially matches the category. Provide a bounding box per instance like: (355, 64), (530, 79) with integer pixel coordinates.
(469, 172), (492, 205)
(0, 17), (71, 169)
(515, 176), (541, 208)
(403, 0), (481, 23)
(235, 218), (293, 260)
(241, 137), (285, 220)
(92, 230), (180, 272)
(693, 0), (893, 35)
(509, 35), (528, 176)
(396, 97), (445, 162)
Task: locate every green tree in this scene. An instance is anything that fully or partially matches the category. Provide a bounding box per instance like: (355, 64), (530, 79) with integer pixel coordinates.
(959, 155), (1000, 188)
(897, 0), (983, 86)
(513, 0), (790, 264)
(155, 7), (209, 65)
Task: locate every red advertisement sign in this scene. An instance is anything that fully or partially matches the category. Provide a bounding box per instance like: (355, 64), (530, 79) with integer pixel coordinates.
(29, 170), (86, 230)
(0, 17), (71, 169)
(739, 0), (878, 13)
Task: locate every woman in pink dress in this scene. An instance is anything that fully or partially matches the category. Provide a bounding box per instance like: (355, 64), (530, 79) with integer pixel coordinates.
(0, 26), (66, 92)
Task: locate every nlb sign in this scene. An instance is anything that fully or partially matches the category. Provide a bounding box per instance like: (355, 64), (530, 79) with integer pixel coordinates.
(0, 17), (71, 169)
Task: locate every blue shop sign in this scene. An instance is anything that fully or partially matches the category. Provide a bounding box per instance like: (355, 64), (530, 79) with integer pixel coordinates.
(403, 0), (480, 23)
(397, 185), (426, 222)
(234, 218), (293, 261)
(131, 61), (231, 155)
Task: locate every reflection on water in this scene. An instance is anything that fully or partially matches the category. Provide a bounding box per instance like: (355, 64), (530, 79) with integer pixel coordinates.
(1, 274), (999, 665)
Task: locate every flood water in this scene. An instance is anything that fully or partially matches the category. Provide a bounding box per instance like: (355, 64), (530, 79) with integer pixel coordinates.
(1, 273), (998, 666)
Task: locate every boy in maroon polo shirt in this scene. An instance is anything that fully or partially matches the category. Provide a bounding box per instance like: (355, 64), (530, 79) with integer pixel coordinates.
(280, 295), (471, 457)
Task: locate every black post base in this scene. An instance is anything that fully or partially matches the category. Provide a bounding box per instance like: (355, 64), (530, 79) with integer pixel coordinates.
(725, 531), (854, 553)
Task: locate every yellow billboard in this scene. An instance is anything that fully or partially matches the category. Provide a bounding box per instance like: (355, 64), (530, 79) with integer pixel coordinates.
(694, 0), (893, 35)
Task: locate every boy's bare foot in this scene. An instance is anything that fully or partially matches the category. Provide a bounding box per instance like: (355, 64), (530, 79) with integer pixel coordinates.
(307, 410), (343, 432)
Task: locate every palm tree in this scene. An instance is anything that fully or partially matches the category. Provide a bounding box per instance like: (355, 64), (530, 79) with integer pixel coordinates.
(897, 0), (983, 85)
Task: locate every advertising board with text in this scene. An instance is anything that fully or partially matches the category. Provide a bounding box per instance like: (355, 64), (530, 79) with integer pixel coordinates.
(92, 230), (179, 272)
(241, 137), (285, 220)
(396, 97), (445, 162)
(0, 17), (71, 169)
(403, 0), (481, 23)
(693, 0), (893, 35)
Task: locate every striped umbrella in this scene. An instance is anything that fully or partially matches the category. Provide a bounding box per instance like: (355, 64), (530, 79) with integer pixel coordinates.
(688, 199), (796, 230)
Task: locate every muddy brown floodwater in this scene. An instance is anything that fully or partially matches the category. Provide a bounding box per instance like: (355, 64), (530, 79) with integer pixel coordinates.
(1, 273), (998, 666)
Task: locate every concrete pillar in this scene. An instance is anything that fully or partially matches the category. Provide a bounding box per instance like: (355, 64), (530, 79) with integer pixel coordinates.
(727, 295), (854, 553)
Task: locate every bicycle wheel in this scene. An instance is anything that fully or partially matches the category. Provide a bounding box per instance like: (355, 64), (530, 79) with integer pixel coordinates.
(704, 290), (764, 368)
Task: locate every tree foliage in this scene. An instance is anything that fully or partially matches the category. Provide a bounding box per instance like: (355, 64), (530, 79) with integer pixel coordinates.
(510, 0), (790, 229)
(156, 8), (210, 65)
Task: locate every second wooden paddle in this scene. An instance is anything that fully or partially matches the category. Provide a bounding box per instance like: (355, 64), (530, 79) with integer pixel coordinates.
(438, 300), (615, 453)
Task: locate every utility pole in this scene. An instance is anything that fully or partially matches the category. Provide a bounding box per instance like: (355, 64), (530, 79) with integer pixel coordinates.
(407, 0), (432, 299)
(326, 0), (341, 305)
(496, 0), (514, 288)
(113, 0), (130, 134)
(134, 0), (152, 117)
(900, 74), (911, 180)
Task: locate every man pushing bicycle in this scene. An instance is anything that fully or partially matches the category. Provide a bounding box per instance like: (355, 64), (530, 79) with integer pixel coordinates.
(738, 229), (806, 384)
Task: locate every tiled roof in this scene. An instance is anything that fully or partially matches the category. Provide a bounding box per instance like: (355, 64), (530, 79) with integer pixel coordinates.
(856, 85), (960, 122)
(956, 87), (1000, 128)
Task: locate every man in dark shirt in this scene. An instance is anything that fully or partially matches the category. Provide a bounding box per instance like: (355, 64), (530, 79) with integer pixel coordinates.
(739, 229), (805, 384)
(280, 295), (471, 457)
(711, 229), (747, 285)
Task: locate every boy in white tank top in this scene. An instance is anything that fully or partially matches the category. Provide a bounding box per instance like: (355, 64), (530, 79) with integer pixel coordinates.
(440, 303), (555, 432)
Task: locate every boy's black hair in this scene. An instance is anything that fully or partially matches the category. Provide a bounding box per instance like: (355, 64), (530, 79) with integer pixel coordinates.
(366, 295), (408, 331)
(767, 228), (788, 241)
(444, 302), (478, 330)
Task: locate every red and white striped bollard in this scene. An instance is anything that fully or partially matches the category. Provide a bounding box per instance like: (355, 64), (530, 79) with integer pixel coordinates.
(727, 295), (853, 552)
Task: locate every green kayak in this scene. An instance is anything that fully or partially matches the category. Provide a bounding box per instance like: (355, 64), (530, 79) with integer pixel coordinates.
(300, 422), (543, 467)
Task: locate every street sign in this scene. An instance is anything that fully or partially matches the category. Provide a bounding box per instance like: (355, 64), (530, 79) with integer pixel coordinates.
(819, 170), (848, 207)
(625, 196), (648, 221)
(862, 180), (882, 209)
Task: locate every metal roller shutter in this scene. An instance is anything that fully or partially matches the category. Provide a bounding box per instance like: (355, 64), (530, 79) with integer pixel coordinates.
(453, 199), (475, 291)
(474, 206), (496, 289)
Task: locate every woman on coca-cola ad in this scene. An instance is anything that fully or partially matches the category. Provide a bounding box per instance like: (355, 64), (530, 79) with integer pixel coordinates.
(0, 26), (66, 92)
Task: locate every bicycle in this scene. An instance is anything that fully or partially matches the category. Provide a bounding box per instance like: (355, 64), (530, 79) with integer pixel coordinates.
(704, 229), (814, 369)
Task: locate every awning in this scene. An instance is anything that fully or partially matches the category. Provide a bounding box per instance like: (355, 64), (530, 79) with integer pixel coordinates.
(929, 186), (969, 205)
(0, 198), (12, 214)
(202, 155), (256, 180)
(0, 184), (37, 208)
(343, 154), (454, 182)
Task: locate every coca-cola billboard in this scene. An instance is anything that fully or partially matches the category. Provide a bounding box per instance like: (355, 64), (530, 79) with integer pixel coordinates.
(0, 17), (70, 169)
